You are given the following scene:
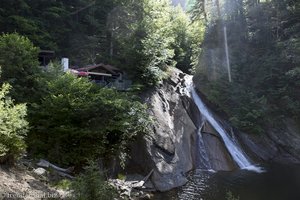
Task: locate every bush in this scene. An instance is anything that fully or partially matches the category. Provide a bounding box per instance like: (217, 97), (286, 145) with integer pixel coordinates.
(71, 162), (117, 200)
(141, 66), (163, 86)
(0, 83), (28, 164)
(0, 33), (40, 103)
(28, 72), (150, 168)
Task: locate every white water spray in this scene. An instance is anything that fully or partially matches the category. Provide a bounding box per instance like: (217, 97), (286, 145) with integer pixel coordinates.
(185, 77), (264, 172)
(196, 126), (212, 169)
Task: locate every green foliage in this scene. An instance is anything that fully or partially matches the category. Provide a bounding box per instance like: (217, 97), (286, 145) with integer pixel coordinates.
(0, 83), (28, 163)
(110, 0), (175, 86)
(141, 0), (175, 71)
(110, 0), (203, 86)
(0, 33), (40, 103)
(0, 1), (204, 86)
(194, 0), (300, 133)
(171, 6), (204, 73)
(28, 72), (150, 167)
(0, 0), (119, 65)
(117, 173), (126, 180)
(71, 161), (117, 200)
(55, 179), (72, 190)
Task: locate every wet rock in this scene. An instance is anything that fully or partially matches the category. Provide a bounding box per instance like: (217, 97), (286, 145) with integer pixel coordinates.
(108, 176), (153, 200)
(201, 122), (237, 171)
(178, 73), (185, 79)
(139, 193), (152, 200)
(125, 174), (155, 190)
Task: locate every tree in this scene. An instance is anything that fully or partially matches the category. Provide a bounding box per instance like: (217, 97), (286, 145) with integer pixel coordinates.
(0, 83), (28, 164)
(28, 72), (150, 167)
(171, 6), (204, 73)
(110, 0), (201, 85)
(0, 0), (52, 50)
(0, 33), (40, 103)
(193, 0), (300, 133)
(71, 161), (117, 200)
(0, 0), (118, 66)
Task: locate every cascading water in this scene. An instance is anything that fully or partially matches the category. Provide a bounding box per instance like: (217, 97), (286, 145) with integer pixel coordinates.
(196, 126), (212, 170)
(185, 76), (263, 172)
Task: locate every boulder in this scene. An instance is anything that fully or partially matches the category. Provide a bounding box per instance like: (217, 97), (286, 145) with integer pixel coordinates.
(33, 168), (46, 176)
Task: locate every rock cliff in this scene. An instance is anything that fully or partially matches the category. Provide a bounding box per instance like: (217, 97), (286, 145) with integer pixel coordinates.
(128, 67), (300, 192)
(131, 68), (198, 192)
(237, 118), (300, 164)
(129, 68), (236, 191)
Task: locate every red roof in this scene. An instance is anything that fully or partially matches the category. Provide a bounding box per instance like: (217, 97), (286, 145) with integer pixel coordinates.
(76, 63), (122, 75)
(69, 69), (89, 76)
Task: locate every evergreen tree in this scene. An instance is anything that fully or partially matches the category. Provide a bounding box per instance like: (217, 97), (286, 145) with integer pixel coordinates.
(0, 33), (40, 103)
(193, 0), (300, 133)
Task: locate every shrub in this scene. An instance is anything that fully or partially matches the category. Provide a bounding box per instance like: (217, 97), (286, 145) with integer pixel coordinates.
(0, 83), (28, 164)
(71, 162), (117, 200)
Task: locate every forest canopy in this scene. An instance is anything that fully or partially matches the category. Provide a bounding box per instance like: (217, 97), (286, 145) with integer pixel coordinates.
(192, 0), (300, 133)
(0, 0), (204, 168)
(0, 0), (203, 86)
(0, 0), (299, 199)
(0, 0), (299, 165)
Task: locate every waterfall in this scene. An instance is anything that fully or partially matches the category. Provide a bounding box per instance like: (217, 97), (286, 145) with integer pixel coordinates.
(185, 76), (263, 172)
(196, 126), (212, 170)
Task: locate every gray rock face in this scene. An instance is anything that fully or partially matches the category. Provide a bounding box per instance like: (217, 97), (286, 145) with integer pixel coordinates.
(148, 70), (198, 191)
(201, 122), (237, 171)
(237, 118), (300, 164)
(129, 68), (300, 192)
(129, 68), (238, 191)
(130, 68), (199, 192)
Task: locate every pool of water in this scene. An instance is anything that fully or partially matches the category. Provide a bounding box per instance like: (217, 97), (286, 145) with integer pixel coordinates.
(154, 163), (300, 200)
